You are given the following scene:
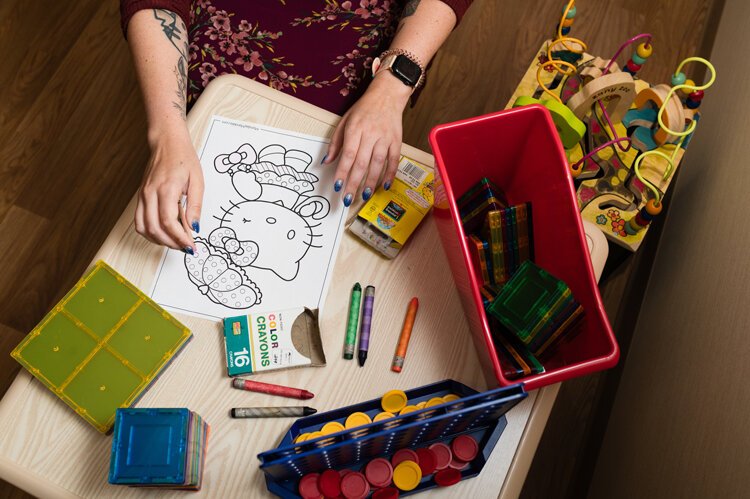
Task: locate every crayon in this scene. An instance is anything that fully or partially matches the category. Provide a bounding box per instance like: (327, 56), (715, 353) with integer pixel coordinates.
(392, 297), (419, 373)
(344, 283), (362, 359)
(358, 286), (375, 367)
(231, 378), (314, 400)
(230, 406), (317, 418)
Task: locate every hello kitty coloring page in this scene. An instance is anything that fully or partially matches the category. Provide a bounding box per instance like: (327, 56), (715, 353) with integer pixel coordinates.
(150, 117), (347, 320)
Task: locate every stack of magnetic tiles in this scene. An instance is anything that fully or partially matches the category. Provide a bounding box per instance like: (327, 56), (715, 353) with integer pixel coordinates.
(459, 178), (584, 380)
(109, 408), (209, 490)
(459, 178), (533, 296)
(487, 260), (585, 377)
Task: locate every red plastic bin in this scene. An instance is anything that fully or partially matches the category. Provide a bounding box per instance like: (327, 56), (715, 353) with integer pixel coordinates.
(428, 105), (619, 390)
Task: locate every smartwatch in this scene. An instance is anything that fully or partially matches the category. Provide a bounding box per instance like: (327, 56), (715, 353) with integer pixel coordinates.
(372, 52), (425, 89)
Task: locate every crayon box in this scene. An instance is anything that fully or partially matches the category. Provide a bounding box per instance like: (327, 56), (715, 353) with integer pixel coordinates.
(222, 307), (325, 376)
(349, 156), (434, 258)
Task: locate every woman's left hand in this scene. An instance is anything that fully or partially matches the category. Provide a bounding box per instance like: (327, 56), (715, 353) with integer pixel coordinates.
(324, 72), (412, 206)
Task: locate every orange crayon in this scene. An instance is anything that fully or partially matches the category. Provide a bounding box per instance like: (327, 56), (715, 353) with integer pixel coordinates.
(392, 297), (419, 373)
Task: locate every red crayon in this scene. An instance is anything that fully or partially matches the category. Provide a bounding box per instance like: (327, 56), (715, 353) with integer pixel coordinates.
(231, 378), (314, 400)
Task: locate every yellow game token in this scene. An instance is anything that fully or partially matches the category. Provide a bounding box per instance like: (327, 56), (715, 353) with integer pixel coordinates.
(416, 402), (426, 409)
(400, 405), (419, 415)
(442, 393), (460, 402)
(321, 421), (346, 435)
(381, 389), (408, 413)
(425, 396), (445, 408)
(294, 433), (310, 443)
(345, 412), (372, 428)
(373, 411), (394, 422)
(308, 431), (324, 440)
(393, 460), (422, 491)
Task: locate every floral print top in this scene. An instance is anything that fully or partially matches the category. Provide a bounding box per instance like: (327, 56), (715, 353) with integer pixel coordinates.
(121, 0), (472, 115)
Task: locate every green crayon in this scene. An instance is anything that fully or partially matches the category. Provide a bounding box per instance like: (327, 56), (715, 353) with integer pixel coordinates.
(343, 283), (362, 359)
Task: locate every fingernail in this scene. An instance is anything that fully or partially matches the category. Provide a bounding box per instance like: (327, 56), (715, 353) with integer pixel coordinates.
(384, 181), (391, 191)
(343, 193), (353, 207)
(191, 221), (200, 233)
(334, 179), (343, 192)
(183, 246), (194, 256)
(320, 154), (328, 165)
(362, 187), (373, 201)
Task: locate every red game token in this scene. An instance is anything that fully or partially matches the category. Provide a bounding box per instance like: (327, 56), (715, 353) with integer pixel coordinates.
(449, 458), (469, 470)
(391, 448), (419, 467)
(341, 471), (371, 499)
(318, 469), (342, 498)
(434, 468), (462, 487)
(365, 458), (394, 487)
(414, 448), (437, 475)
(299, 473), (323, 499)
(372, 486), (400, 498)
(339, 468), (353, 477)
(428, 443), (452, 470)
(451, 435), (479, 462)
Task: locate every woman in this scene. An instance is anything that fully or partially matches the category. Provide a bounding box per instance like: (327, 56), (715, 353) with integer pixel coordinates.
(121, 0), (472, 254)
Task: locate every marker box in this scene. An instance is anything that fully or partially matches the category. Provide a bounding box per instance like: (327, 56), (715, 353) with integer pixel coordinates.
(222, 307), (325, 376)
(349, 156), (434, 259)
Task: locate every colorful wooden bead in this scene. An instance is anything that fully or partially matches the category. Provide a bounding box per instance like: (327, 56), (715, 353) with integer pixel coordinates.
(636, 43), (653, 59)
(681, 79), (695, 95)
(626, 60), (642, 73)
(671, 72), (686, 86)
(634, 212), (651, 227)
(564, 5), (577, 18)
(689, 90), (705, 101)
(561, 26), (571, 35)
(562, 17), (575, 27)
(686, 99), (701, 109)
(638, 208), (654, 222)
(645, 199), (663, 216)
(624, 220), (639, 235)
(632, 53), (647, 65)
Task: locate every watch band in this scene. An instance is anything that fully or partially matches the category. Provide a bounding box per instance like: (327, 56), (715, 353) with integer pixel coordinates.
(372, 49), (426, 89)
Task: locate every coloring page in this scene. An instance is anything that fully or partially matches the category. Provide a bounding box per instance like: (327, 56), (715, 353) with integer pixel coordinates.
(150, 116), (347, 320)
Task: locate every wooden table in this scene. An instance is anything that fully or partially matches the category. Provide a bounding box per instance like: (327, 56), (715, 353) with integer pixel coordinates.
(0, 75), (563, 498)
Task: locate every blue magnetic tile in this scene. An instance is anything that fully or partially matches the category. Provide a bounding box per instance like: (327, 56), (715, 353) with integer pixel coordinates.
(109, 408), (189, 485)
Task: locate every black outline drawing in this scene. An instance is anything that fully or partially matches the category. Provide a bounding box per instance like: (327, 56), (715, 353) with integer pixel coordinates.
(184, 238), (262, 309)
(183, 142), (332, 310)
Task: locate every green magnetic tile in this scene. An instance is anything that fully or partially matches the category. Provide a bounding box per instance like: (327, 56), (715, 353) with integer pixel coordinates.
(524, 289), (573, 343)
(64, 349), (143, 430)
(488, 261), (568, 338)
(15, 313), (98, 387)
(65, 266), (139, 338)
(108, 303), (187, 376)
(11, 261), (192, 433)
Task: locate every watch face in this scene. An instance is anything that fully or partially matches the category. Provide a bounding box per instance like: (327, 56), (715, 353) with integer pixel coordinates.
(392, 55), (421, 86)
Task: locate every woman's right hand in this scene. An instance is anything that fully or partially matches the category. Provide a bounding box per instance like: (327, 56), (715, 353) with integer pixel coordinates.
(135, 129), (204, 254)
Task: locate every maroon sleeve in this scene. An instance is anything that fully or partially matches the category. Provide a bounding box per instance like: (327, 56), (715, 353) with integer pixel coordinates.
(120, 0), (192, 38)
(439, 0), (474, 24)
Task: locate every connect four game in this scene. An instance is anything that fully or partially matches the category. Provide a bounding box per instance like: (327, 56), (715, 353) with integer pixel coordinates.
(257, 380), (527, 497)
(11, 261), (192, 433)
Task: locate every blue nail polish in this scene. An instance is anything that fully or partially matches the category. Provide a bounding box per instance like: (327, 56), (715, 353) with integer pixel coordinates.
(384, 181), (391, 191)
(191, 221), (200, 233)
(183, 246), (194, 256)
(334, 179), (343, 192)
(362, 187), (373, 201)
(320, 154), (328, 165)
(343, 193), (353, 207)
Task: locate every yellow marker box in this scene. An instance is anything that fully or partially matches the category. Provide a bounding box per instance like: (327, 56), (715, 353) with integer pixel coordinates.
(349, 156), (434, 258)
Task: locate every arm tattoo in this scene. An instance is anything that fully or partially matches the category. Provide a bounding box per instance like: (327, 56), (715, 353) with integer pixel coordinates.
(153, 9), (189, 117)
(402, 0), (421, 18)
(397, 0), (421, 33)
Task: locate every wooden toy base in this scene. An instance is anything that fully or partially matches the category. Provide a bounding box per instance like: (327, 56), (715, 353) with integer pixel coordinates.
(506, 41), (697, 252)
